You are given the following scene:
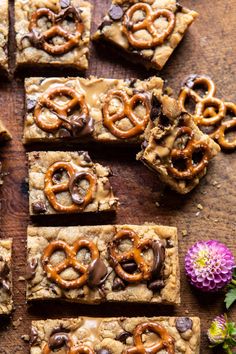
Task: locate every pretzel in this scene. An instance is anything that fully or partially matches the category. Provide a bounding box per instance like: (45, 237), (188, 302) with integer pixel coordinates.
(167, 126), (210, 179)
(42, 239), (99, 289)
(123, 322), (175, 354)
(123, 3), (175, 49)
(34, 87), (89, 133)
(44, 162), (96, 212)
(194, 97), (226, 126)
(28, 6), (84, 55)
(43, 332), (95, 354)
(109, 229), (155, 283)
(103, 90), (150, 139)
(214, 102), (236, 150)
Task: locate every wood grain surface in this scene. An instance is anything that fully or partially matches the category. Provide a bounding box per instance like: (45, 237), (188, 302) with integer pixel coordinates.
(0, 0), (235, 352)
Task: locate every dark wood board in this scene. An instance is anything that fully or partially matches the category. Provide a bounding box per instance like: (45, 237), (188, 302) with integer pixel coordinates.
(0, 0), (235, 352)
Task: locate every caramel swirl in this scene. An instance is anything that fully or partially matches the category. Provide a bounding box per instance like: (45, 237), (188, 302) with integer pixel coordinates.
(167, 126), (210, 179)
(123, 322), (175, 354)
(103, 90), (150, 139)
(42, 239), (99, 289)
(44, 161), (96, 212)
(34, 87), (91, 135)
(123, 3), (175, 49)
(28, 6), (84, 55)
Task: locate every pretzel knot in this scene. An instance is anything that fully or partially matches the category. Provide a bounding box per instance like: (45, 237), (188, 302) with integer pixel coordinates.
(34, 87), (89, 133)
(109, 229), (155, 283)
(42, 239), (99, 289)
(29, 6), (84, 55)
(213, 102), (236, 150)
(103, 90), (150, 139)
(167, 126), (210, 179)
(123, 322), (175, 354)
(43, 332), (95, 354)
(123, 3), (175, 49)
(44, 161), (96, 212)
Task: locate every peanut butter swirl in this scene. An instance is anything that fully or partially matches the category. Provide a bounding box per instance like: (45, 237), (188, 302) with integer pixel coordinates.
(27, 5), (84, 55)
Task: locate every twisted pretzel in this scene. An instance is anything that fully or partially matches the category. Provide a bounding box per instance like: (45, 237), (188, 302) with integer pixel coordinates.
(44, 162), (96, 212)
(214, 102), (236, 150)
(123, 3), (175, 49)
(42, 239), (99, 289)
(43, 332), (94, 354)
(103, 90), (150, 139)
(34, 87), (89, 133)
(167, 126), (210, 179)
(123, 322), (175, 354)
(29, 6), (84, 55)
(109, 229), (155, 283)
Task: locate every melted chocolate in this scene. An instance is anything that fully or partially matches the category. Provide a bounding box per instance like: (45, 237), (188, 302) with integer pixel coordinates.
(147, 279), (165, 291)
(121, 261), (137, 274)
(112, 277), (126, 291)
(69, 172), (89, 205)
(176, 317), (193, 333)
(32, 201), (47, 214)
(88, 258), (108, 287)
(48, 332), (69, 350)
(29, 327), (39, 346)
(151, 241), (165, 278)
(116, 331), (132, 343)
(25, 258), (38, 280)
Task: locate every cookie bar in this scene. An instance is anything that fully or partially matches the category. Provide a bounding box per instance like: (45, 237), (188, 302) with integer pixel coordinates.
(30, 316), (200, 354)
(15, 0), (92, 70)
(93, 0), (198, 70)
(0, 239), (13, 315)
(179, 74), (236, 150)
(26, 224), (180, 305)
(28, 151), (118, 215)
(23, 76), (163, 144)
(0, 119), (12, 141)
(137, 95), (220, 194)
(0, 0), (8, 70)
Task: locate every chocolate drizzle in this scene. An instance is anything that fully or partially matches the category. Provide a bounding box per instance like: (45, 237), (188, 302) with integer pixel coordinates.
(151, 240), (165, 278)
(87, 258), (108, 287)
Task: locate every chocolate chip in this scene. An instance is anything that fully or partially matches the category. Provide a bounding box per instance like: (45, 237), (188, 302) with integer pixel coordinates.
(0, 279), (10, 292)
(0, 261), (10, 278)
(60, 0), (71, 8)
(79, 151), (92, 164)
(48, 332), (69, 350)
(71, 114), (94, 137)
(26, 98), (37, 111)
(69, 172), (90, 205)
(166, 239), (174, 248)
(32, 201), (47, 214)
(176, 3), (183, 12)
(108, 5), (124, 21)
(151, 241), (165, 278)
(148, 279), (165, 291)
(29, 327), (38, 346)
(116, 331), (132, 343)
(98, 20), (113, 31)
(87, 258), (108, 287)
(52, 169), (63, 184)
(129, 79), (137, 88)
(112, 277), (126, 291)
(121, 261), (137, 274)
(150, 95), (161, 121)
(176, 317), (193, 333)
(96, 349), (112, 354)
(58, 128), (72, 138)
(25, 258), (38, 280)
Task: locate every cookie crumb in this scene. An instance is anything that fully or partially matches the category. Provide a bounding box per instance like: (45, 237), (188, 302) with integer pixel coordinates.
(182, 229), (188, 237)
(21, 334), (30, 342)
(197, 204), (203, 210)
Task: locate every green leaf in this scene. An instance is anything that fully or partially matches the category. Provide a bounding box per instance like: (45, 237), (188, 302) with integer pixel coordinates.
(225, 288), (236, 309)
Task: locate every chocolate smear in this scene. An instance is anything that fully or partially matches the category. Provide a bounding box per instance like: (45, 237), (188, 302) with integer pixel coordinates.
(25, 258), (38, 280)
(151, 241), (165, 278)
(108, 5), (124, 21)
(87, 258), (108, 287)
(70, 114), (94, 138)
(112, 277), (126, 291)
(32, 201), (47, 214)
(116, 331), (132, 343)
(176, 317), (193, 333)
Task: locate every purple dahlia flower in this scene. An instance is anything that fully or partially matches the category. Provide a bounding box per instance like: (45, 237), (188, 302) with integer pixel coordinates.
(185, 240), (234, 292)
(207, 315), (227, 345)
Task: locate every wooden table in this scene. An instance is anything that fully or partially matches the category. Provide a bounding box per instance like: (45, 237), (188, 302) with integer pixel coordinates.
(0, 0), (235, 352)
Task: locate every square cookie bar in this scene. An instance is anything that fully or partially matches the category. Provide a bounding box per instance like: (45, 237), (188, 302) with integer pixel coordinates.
(26, 224), (180, 305)
(93, 0), (198, 70)
(30, 316), (201, 354)
(28, 151), (118, 215)
(23, 76), (163, 144)
(0, 0), (8, 70)
(0, 239), (13, 315)
(137, 95), (220, 194)
(15, 0), (92, 70)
